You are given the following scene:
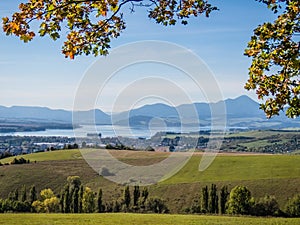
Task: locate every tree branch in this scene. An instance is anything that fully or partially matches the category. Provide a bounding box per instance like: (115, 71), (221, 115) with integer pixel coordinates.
(27, 0), (145, 24)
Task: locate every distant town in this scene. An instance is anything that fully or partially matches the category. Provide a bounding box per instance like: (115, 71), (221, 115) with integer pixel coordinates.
(1, 128), (299, 160)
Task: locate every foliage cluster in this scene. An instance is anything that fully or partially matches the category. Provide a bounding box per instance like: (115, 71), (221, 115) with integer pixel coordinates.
(0, 176), (168, 214)
(245, 0), (300, 118)
(0, 177), (300, 217)
(2, 0), (217, 59)
(185, 184), (300, 217)
(9, 157), (30, 165)
(105, 143), (133, 150)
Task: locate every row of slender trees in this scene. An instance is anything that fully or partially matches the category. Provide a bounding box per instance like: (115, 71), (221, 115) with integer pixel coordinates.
(1, 178), (300, 217)
(186, 184), (300, 217)
(0, 176), (168, 214)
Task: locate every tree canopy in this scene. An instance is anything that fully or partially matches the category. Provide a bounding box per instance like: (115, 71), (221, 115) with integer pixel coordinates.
(226, 185), (254, 215)
(1, 0), (299, 118)
(244, 0), (300, 118)
(2, 0), (217, 59)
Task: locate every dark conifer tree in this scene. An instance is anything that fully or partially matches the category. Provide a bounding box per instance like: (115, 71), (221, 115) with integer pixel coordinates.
(63, 185), (70, 213)
(72, 186), (79, 213)
(29, 185), (37, 204)
(220, 185), (229, 214)
(201, 186), (209, 213)
(97, 188), (103, 213)
(133, 185), (140, 207)
(124, 186), (131, 209)
(209, 184), (218, 213)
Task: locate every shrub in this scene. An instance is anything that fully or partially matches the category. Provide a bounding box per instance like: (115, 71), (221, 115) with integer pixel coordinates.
(146, 197), (169, 214)
(252, 195), (281, 216)
(226, 186), (254, 215)
(285, 194), (300, 217)
(10, 157), (29, 165)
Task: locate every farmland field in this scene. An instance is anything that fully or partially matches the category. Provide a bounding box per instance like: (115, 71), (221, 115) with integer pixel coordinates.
(0, 149), (300, 213)
(0, 213), (299, 225)
(164, 154), (300, 183)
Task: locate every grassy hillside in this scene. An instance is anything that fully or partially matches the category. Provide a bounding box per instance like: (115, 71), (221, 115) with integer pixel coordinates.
(0, 149), (299, 213)
(164, 154), (300, 183)
(0, 149), (82, 164)
(0, 213), (299, 225)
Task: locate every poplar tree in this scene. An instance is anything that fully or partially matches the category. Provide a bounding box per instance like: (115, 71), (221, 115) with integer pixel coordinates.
(82, 187), (95, 213)
(140, 187), (149, 211)
(209, 184), (218, 214)
(21, 185), (27, 202)
(201, 186), (209, 213)
(123, 186), (131, 209)
(63, 185), (70, 213)
(220, 185), (229, 214)
(78, 185), (84, 213)
(72, 186), (79, 213)
(29, 185), (37, 204)
(133, 185), (140, 207)
(97, 188), (103, 213)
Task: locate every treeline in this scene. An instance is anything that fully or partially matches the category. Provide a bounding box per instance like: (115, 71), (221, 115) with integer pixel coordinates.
(0, 176), (168, 214)
(185, 184), (300, 217)
(0, 157), (31, 166)
(1, 179), (300, 217)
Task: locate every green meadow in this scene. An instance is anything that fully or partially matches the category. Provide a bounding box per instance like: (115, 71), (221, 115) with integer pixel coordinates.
(0, 213), (299, 225)
(0, 149), (300, 213)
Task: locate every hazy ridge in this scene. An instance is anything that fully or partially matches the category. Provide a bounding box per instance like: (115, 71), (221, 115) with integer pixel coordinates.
(0, 95), (299, 129)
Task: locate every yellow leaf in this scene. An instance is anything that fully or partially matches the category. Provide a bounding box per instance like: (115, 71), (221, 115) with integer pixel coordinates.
(12, 22), (20, 31)
(110, 5), (119, 12)
(2, 17), (9, 24)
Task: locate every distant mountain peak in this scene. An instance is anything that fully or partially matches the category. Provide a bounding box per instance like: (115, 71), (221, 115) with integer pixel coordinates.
(226, 95), (257, 103)
(0, 95), (298, 129)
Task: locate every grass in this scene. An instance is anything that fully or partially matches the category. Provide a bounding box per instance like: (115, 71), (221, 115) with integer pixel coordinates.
(240, 139), (276, 148)
(0, 150), (300, 213)
(0, 149), (82, 164)
(158, 154), (300, 211)
(4, 150), (300, 184)
(0, 213), (299, 225)
(164, 154), (300, 184)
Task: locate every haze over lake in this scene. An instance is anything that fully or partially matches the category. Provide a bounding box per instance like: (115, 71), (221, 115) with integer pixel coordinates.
(2, 125), (204, 139)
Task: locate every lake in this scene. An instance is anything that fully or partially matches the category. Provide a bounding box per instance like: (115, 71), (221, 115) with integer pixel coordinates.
(1, 125), (248, 139)
(2, 125), (203, 138)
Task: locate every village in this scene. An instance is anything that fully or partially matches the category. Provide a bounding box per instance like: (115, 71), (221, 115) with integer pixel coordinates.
(1, 129), (299, 160)
(0, 136), (77, 158)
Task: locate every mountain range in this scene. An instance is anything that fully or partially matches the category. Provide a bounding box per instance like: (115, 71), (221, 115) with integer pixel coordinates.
(0, 95), (299, 129)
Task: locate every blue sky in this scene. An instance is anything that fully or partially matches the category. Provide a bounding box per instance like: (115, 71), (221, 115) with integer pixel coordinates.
(0, 0), (277, 112)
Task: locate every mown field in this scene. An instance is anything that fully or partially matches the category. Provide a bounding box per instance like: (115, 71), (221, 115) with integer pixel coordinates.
(0, 213), (299, 225)
(0, 149), (300, 213)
